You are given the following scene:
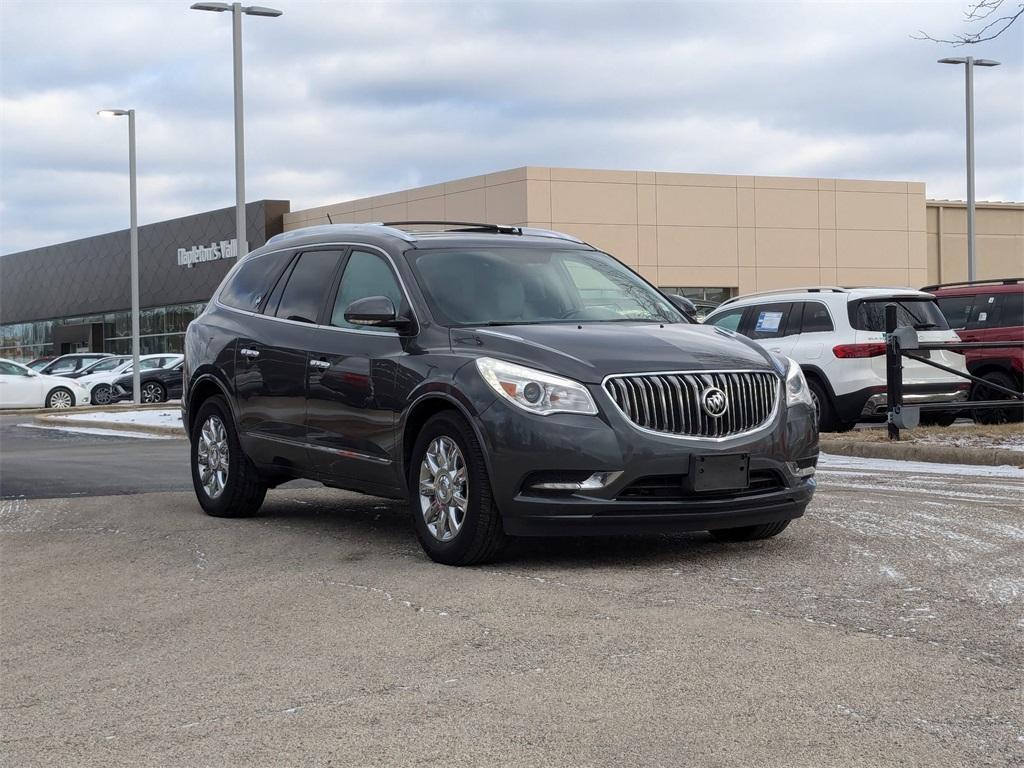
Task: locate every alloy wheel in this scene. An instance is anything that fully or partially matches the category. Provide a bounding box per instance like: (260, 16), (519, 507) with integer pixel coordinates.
(418, 436), (468, 542)
(196, 415), (229, 499)
(93, 385), (112, 405)
(49, 390), (73, 409)
(141, 382), (164, 403)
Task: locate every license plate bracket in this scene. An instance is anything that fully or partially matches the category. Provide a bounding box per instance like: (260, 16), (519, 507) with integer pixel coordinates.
(688, 454), (750, 493)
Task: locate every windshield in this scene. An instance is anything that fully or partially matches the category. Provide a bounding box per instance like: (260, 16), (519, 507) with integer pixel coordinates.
(852, 298), (949, 332)
(407, 247), (683, 326)
(85, 357), (128, 373)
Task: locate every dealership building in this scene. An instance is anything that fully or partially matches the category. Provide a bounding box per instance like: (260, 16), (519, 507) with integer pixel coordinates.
(1, 167), (1021, 360)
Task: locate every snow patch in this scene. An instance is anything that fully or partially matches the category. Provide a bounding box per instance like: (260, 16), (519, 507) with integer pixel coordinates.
(50, 408), (182, 428)
(19, 424), (176, 440)
(818, 453), (1024, 479)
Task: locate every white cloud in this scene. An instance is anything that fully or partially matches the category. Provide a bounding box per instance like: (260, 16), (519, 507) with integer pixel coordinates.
(1, 0), (1021, 253)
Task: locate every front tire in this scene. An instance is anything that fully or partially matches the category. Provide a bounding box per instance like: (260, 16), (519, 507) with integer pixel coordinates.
(141, 381), (166, 404)
(808, 378), (840, 432)
(92, 384), (113, 406)
(408, 411), (506, 566)
(190, 396), (266, 518)
(709, 519), (791, 542)
(46, 388), (74, 409)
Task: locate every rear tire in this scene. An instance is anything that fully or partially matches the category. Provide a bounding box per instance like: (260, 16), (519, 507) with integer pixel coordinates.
(408, 411), (506, 566)
(972, 371), (1023, 424)
(141, 381), (166, 404)
(190, 396), (266, 518)
(709, 519), (791, 542)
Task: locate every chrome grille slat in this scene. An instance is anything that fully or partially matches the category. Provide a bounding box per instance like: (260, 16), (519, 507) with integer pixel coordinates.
(604, 370), (780, 439)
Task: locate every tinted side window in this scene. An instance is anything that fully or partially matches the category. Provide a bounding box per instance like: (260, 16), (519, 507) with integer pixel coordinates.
(708, 308), (744, 332)
(330, 250), (404, 331)
(747, 303), (793, 340)
(275, 250), (344, 324)
(219, 251), (293, 312)
(852, 299), (949, 331)
(997, 292), (1023, 328)
(937, 295), (974, 329)
(966, 294), (1000, 329)
(800, 302), (834, 333)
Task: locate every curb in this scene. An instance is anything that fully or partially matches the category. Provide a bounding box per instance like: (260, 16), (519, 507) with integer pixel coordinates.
(820, 439), (1024, 469)
(32, 413), (185, 437)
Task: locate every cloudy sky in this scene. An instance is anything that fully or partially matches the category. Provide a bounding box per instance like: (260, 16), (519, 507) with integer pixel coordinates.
(1, 0), (1021, 253)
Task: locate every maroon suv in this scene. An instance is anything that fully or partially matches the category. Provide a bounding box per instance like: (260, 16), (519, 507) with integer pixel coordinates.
(924, 278), (1023, 423)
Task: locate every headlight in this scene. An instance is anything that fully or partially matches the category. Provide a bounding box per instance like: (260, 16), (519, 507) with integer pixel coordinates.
(784, 357), (813, 408)
(476, 357), (598, 416)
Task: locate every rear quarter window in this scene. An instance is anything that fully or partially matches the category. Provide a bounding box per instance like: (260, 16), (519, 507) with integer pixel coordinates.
(219, 251), (294, 312)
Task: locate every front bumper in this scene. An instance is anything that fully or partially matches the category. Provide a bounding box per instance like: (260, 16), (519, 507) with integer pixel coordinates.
(475, 390), (818, 537)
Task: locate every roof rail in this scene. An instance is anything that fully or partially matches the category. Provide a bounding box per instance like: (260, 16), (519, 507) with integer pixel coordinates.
(920, 277), (1023, 291)
(383, 220), (522, 234)
(265, 223), (417, 246)
(719, 286), (849, 306)
(381, 221), (585, 244)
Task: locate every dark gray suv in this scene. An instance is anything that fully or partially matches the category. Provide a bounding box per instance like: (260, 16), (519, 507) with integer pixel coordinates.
(183, 222), (818, 565)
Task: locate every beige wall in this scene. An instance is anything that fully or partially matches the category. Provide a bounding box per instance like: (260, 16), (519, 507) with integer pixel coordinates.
(284, 166), (1020, 295)
(926, 200), (1024, 286)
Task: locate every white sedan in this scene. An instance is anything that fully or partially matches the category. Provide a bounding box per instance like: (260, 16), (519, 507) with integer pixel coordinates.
(0, 358), (91, 409)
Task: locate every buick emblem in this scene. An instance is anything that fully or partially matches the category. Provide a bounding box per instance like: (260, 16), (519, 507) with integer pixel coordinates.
(701, 386), (729, 418)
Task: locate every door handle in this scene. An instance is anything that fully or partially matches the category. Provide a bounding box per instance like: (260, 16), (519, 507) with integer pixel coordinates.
(309, 359), (331, 369)
(239, 348), (260, 358)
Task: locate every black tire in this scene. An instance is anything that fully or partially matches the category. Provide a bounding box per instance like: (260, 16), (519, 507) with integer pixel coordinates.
(92, 384), (113, 406)
(920, 412), (957, 427)
(972, 371), (1023, 425)
(190, 395), (267, 518)
(408, 411), (506, 566)
(45, 387), (75, 409)
(808, 378), (840, 432)
(141, 381), (166, 404)
(709, 519), (791, 543)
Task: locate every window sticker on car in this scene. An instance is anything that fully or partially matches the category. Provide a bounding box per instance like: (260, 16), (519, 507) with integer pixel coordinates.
(755, 311), (783, 332)
(978, 312), (987, 322)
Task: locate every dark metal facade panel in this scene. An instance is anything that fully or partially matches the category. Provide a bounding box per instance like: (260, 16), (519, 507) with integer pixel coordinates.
(0, 200), (289, 323)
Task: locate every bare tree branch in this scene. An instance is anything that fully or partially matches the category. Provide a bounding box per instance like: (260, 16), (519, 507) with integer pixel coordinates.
(913, 0), (1023, 45)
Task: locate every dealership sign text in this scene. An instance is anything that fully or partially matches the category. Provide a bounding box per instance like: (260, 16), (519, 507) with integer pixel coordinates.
(177, 239), (238, 268)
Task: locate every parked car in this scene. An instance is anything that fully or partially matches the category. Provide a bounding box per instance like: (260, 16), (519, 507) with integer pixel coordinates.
(26, 356), (56, 371)
(35, 352), (112, 377)
(182, 222), (818, 566)
(77, 354), (182, 405)
(705, 287), (970, 431)
(925, 277), (1023, 423)
(663, 293), (719, 323)
(0, 358), (91, 409)
(111, 358), (185, 403)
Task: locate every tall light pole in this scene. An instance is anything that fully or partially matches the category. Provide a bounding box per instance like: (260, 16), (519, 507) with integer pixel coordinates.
(938, 56), (1000, 282)
(191, 2), (282, 258)
(98, 108), (141, 405)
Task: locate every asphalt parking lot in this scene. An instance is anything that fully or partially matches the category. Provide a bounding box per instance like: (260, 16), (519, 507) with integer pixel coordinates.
(2, 422), (1023, 766)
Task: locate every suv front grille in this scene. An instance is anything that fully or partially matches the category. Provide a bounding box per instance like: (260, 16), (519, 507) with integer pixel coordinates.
(604, 371), (780, 438)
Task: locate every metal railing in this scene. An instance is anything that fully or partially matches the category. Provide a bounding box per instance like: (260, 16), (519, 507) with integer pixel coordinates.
(884, 303), (1024, 440)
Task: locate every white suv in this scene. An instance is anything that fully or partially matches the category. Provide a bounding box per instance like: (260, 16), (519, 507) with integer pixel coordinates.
(704, 287), (970, 431)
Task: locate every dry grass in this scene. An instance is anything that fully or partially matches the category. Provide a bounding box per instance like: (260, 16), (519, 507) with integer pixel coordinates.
(825, 421), (1024, 449)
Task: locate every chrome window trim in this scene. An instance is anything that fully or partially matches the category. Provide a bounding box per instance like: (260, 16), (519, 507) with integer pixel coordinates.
(214, 241), (419, 337)
(600, 368), (782, 442)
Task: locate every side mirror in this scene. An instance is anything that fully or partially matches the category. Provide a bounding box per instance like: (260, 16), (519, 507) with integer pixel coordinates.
(666, 294), (698, 323)
(343, 296), (409, 329)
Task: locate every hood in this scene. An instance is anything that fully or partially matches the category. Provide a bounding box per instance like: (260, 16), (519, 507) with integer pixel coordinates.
(451, 322), (777, 383)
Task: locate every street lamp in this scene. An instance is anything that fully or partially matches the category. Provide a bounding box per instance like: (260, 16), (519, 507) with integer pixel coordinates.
(190, 2), (282, 258)
(97, 108), (141, 405)
(938, 56), (1000, 282)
